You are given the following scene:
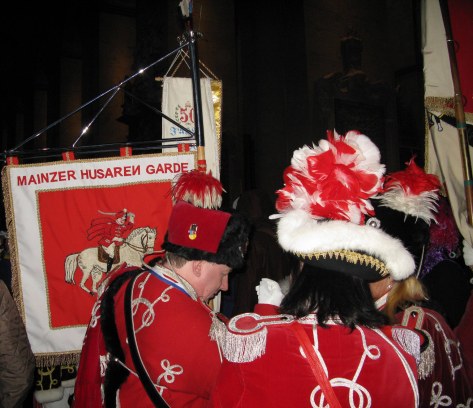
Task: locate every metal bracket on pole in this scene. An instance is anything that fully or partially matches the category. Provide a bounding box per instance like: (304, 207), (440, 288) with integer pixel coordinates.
(181, 1), (207, 173)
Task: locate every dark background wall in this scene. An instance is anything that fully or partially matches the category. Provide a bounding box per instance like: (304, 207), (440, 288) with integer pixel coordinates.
(0, 0), (424, 213)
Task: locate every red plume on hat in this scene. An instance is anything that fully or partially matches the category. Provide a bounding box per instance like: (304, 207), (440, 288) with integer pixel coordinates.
(171, 169), (224, 210)
(275, 130), (385, 225)
(379, 157), (441, 224)
(274, 130), (416, 282)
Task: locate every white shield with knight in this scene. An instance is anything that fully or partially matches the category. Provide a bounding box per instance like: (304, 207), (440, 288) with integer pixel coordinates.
(64, 209), (157, 295)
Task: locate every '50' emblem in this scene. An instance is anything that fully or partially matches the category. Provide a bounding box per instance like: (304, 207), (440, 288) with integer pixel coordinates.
(175, 101), (194, 129)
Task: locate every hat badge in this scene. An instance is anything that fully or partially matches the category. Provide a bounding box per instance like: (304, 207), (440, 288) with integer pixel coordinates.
(188, 223), (198, 240)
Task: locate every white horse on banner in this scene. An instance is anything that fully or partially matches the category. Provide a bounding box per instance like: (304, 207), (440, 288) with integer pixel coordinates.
(65, 226), (157, 295)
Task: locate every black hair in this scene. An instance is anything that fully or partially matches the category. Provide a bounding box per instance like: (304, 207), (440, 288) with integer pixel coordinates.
(161, 211), (250, 269)
(279, 263), (389, 329)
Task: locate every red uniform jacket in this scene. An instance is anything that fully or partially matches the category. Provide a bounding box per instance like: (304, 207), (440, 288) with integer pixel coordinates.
(208, 309), (420, 408)
(398, 305), (472, 407)
(74, 264), (226, 407)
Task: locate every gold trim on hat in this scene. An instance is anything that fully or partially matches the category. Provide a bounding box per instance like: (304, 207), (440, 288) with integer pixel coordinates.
(296, 249), (389, 277)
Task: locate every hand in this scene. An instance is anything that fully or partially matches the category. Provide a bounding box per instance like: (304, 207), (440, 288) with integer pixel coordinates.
(463, 239), (473, 266)
(255, 278), (284, 306)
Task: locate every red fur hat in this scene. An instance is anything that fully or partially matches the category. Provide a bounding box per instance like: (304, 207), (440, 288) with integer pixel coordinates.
(166, 201), (231, 253)
(162, 171), (249, 269)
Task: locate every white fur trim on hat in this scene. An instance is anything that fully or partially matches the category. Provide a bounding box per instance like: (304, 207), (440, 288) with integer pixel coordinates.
(277, 209), (415, 280)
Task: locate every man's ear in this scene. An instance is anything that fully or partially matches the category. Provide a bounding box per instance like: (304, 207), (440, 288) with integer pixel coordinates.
(192, 260), (203, 277)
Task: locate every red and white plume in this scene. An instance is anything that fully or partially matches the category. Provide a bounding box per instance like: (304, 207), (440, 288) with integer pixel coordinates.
(171, 169), (224, 210)
(379, 158), (441, 224)
(275, 130), (385, 225)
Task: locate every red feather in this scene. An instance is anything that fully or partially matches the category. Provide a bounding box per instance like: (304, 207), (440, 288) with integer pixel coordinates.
(275, 130), (384, 224)
(384, 157), (441, 195)
(171, 170), (224, 209)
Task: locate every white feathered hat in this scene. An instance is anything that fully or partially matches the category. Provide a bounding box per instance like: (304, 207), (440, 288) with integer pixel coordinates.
(272, 130), (415, 282)
(372, 157), (441, 269)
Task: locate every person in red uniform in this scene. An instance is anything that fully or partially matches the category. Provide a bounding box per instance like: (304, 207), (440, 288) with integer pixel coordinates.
(208, 131), (421, 408)
(87, 209), (135, 271)
(369, 159), (473, 407)
(73, 171), (249, 408)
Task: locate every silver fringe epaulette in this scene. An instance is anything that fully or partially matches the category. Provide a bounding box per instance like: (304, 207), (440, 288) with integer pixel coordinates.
(211, 313), (294, 363)
(392, 326), (421, 366)
(401, 306), (435, 379)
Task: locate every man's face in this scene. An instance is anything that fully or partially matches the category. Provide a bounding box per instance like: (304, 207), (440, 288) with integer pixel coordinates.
(194, 262), (232, 302)
(116, 216), (126, 225)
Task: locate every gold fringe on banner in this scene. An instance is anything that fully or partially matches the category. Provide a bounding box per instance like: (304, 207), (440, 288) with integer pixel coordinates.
(210, 79), (223, 164)
(425, 96), (473, 123)
(1, 166), (25, 319)
(35, 351), (81, 368)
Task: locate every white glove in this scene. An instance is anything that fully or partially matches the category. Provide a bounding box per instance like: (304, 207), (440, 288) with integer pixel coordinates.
(255, 278), (284, 306)
(463, 239), (473, 266)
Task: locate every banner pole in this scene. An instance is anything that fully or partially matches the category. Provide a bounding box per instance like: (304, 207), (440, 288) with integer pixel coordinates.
(439, 0), (473, 225)
(181, 1), (206, 173)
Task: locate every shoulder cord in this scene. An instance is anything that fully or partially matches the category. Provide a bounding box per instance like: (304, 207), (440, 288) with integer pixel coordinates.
(124, 274), (170, 408)
(291, 322), (342, 408)
(102, 269), (142, 408)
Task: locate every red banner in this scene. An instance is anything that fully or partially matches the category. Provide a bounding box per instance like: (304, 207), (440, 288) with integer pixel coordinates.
(2, 152), (195, 366)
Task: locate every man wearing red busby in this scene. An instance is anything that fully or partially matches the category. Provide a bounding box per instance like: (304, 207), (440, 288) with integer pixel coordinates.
(73, 171), (249, 408)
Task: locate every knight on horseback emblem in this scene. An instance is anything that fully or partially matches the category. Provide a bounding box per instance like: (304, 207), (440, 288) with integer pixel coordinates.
(64, 208), (157, 295)
(87, 209), (135, 272)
